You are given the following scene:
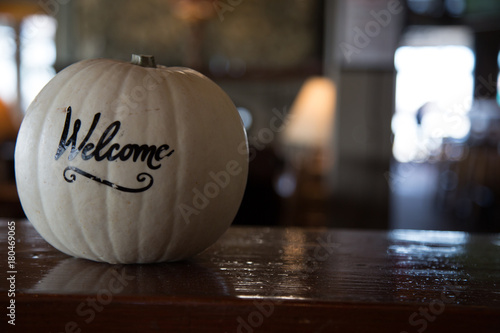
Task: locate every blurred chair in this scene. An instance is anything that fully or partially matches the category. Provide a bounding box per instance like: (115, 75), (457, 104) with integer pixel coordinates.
(437, 100), (500, 232)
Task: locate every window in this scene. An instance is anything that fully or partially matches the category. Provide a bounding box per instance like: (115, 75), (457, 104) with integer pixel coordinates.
(0, 14), (56, 112)
(391, 27), (475, 163)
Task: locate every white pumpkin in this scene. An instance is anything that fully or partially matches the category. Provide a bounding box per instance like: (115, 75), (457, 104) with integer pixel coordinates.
(15, 54), (248, 264)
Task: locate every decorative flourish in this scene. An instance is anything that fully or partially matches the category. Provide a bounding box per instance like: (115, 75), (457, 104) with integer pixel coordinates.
(63, 167), (154, 193)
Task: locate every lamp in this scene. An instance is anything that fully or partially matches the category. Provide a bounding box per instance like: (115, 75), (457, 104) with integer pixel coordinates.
(169, 0), (216, 69)
(281, 76), (336, 168)
(169, 0), (215, 22)
(277, 77), (336, 226)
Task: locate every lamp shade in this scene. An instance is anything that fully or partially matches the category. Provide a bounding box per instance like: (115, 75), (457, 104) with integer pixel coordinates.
(282, 77), (336, 148)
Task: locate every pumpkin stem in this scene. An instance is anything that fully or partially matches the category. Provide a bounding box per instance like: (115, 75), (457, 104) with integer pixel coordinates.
(131, 54), (157, 68)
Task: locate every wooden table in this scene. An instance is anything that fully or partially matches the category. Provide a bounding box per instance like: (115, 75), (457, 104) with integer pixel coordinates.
(1, 219), (499, 332)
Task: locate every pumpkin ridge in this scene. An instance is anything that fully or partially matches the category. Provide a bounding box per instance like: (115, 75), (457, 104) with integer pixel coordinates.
(179, 74), (213, 257)
(167, 72), (214, 260)
(72, 61), (125, 261)
(33, 99), (77, 256)
(114, 62), (162, 262)
(57, 60), (109, 101)
(141, 68), (177, 262)
(101, 61), (133, 262)
(161, 71), (184, 259)
(119, 64), (150, 262)
(135, 69), (154, 262)
(94, 61), (131, 261)
(22, 94), (63, 253)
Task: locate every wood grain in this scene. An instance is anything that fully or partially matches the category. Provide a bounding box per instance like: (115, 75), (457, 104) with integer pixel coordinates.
(1, 219), (499, 332)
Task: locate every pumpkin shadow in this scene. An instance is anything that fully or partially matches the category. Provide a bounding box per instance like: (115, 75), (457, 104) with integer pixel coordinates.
(34, 257), (234, 297)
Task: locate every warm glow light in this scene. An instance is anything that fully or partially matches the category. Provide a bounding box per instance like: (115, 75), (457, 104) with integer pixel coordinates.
(282, 77), (336, 148)
(0, 98), (18, 141)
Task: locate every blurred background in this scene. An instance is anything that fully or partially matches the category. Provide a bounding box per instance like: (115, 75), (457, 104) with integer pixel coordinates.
(0, 0), (499, 232)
